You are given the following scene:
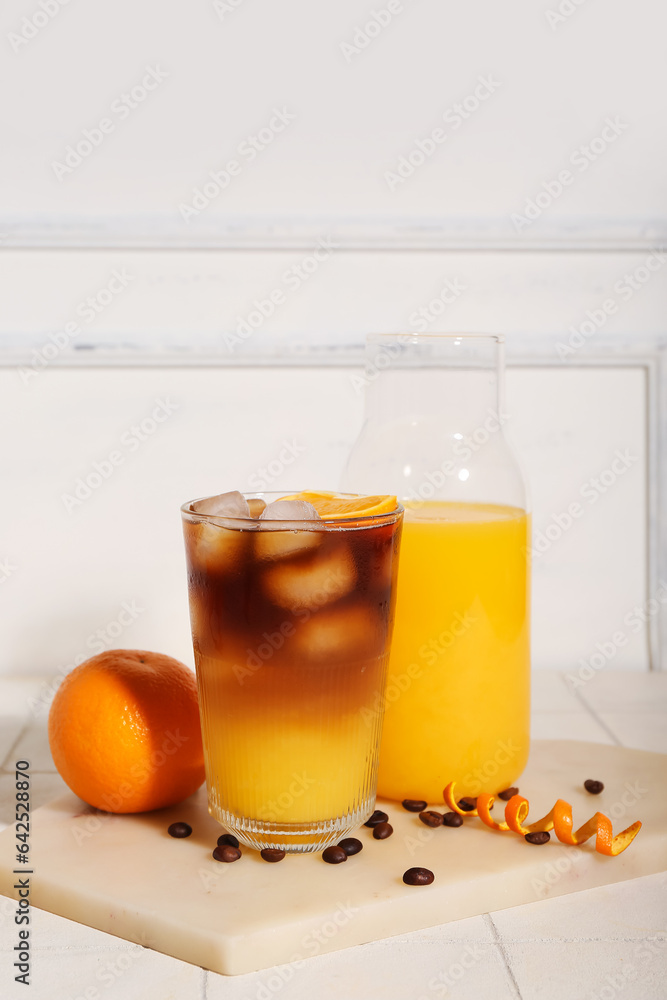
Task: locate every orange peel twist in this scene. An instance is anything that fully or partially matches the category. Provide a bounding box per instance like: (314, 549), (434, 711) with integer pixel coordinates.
(443, 783), (641, 856)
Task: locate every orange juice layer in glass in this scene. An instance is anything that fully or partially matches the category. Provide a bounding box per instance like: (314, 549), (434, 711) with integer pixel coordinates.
(377, 501), (530, 803)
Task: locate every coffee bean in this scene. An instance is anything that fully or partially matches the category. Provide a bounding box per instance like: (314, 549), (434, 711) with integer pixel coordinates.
(322, 845), (347, 864)
(402, 799), (428, 812)
(373, 822), (393, 840)
(498, 787), (519, 801)
(364, 810), (389, 827)
(584, 779), (604, 795)
(260, 849), (285, 863)
(418, 810), (443, 827)
(217, 833), (240, 848)
(457, 798), (477, 811)
(441, 811), (464, 828)
(167, 821), (192, 838)
(213, 844), (241, 863)
(524, 831), (550, 845)
(338, 838), (363, 856)
(403, 867), (435, 886)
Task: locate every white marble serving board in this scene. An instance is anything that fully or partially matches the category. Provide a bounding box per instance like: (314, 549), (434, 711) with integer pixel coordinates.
(0, 741), (664, 976)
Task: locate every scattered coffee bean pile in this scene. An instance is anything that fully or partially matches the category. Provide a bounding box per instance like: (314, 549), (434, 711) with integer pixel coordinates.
(168, 774), (612, 885)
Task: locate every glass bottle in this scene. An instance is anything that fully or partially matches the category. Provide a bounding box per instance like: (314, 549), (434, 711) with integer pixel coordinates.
(342, 334), (530, 802)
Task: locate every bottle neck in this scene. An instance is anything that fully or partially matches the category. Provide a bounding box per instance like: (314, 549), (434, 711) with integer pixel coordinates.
(364, 367), (502, 438)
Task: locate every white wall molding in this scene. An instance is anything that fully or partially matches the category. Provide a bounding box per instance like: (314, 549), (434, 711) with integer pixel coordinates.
(2, 218), (666, 252)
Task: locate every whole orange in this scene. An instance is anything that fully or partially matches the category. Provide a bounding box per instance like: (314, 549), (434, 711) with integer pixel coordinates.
(48, 649), (205, 813)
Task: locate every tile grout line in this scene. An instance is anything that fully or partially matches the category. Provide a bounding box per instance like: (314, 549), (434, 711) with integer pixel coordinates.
(0, 719), (30, 771)
(201, 967), (208, 999)
(567, 682), (624, 746)
(483, 913), (524, 1000)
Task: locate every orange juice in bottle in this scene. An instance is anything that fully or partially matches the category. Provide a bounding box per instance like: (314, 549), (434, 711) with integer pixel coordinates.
(343, 335), (530, 801)
(378, 500), (529, 801)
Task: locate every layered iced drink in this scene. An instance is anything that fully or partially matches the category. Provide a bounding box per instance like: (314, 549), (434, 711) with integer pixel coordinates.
(181, 490), (403, 852)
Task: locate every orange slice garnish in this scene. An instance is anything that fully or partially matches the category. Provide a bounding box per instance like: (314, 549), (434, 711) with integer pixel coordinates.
(280, 490), (398, 520)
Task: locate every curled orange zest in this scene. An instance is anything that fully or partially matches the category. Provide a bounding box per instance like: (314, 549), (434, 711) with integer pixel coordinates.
(443, 783), (478, 817)
(475, 793), (509, 831)
(443, 783), (641, 856)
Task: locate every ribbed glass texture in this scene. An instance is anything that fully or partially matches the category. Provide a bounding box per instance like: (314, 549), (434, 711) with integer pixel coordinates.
(182, 493), (403, 852)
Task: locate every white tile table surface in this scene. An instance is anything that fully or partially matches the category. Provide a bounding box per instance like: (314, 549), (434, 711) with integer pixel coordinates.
(0, 671), (665, 1000)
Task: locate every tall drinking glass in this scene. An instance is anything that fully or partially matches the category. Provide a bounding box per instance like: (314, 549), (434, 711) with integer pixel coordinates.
(181, 492), (403, 852)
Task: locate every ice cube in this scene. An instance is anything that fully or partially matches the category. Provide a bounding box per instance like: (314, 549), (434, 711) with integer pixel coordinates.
(247, 498), (267, 518)
(184, 519), (247, 575)
(260, 499), (321, 522)
(291, 605), (383, 661)
(191, 490), (251, 519)
(262, 544), (355, 610)
(256, 527), (323, 561)
(256, 499), (323, 560)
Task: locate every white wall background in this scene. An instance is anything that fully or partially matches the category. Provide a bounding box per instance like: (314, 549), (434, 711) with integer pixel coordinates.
(0, 0), (665, 231)
(0, 0), (665, 677)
